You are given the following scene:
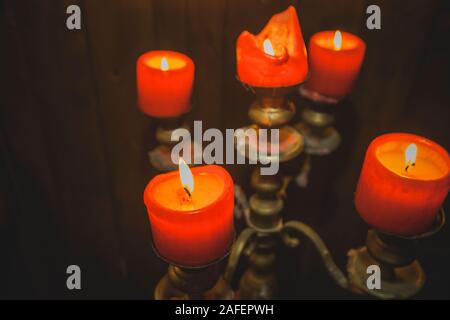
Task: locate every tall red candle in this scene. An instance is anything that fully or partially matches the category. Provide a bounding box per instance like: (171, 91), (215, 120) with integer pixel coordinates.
(305, 30), (366, 100)
(137, 50), (194, 118)
(144, 162), (234, 267)
(236, 6), (308, 87)
(355, 133), (450, 236)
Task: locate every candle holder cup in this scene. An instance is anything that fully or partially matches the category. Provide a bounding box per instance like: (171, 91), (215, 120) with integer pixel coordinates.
(238, 83), (304, 163)
(149, 115), (190, 172)
(347, 209), (446, 299)
(293, 85), (344, 188)
(296, 85), (342, 156)
(153, 246), (235, 300)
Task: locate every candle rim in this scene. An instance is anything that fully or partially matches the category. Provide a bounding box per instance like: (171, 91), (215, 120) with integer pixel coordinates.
(144, 164), (233, 216)
(137, 50), (194, 73)
(310, 30), (366, 52)
(370, 132), (450, 183)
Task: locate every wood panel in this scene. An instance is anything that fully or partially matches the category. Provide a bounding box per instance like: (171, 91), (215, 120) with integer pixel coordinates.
(2, 0), (125, 298)
(83, 0), (164, 297)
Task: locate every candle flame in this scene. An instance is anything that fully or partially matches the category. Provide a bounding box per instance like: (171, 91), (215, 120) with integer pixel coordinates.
(333, 30), (342, 51)
(179, 158), (194, 195)
(405, 143), (417, 171)
(160, 57), (169, 71)
(263, 38), (275, 56)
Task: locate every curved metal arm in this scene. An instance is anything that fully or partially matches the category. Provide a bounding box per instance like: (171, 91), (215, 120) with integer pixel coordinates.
(224, 228), (257, 284)
(281, 221), (350, 290)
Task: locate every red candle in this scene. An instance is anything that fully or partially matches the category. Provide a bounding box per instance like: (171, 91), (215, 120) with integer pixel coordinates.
(236, 6), (308, 88)
(144, 161), (234, 266)
(137, 50), (194, 118)
(355, 133), (450, 236)
(305, 30), (366, 100)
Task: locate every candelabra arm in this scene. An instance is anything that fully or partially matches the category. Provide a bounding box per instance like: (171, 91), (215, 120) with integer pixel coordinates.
(224, 228), (257, 284)
(282, 221), (350, 290)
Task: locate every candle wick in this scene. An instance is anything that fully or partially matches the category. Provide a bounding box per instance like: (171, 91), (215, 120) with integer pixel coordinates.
(404, 162), (415, 172)
(183, 187), (192, 198)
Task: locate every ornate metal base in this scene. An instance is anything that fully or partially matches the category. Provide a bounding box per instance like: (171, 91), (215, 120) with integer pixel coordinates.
(153, 232), (236, 300)
(155, 264), (234, 300)
(347, 246), (425, 299)
(346, 209), (445, 299)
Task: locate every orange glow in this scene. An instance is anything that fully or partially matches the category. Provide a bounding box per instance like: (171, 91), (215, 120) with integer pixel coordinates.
(236, 5), (308, 87)
(137, 50), (194, 118)
(355, 133), (450, 236)
(305, 30), (366, 99)
(144, 165), (234, 266)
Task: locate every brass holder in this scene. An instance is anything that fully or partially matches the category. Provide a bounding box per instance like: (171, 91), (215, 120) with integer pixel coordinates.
(225, 219), (352, 299)
(294, 86), (342, 188)
(154, 247), (235, 300)
(226, 208), (446, 300)
(227, 80), (447, 300)
(347, 209), (446, 299)
(295, 85), (341, 156)
(228, 83), (305, 299)
(148, 116), (190, 172)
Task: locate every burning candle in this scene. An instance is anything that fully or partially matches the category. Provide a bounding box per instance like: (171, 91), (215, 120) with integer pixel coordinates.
(236, 6), (308, 87)
(137, 50), (194, 118)
(144, 160), (234, 266)
(305, 30), (366, 100)
(355, 133), (450, 236)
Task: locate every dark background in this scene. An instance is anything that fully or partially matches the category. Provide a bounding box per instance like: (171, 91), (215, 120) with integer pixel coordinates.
(1, 0), (449, 299)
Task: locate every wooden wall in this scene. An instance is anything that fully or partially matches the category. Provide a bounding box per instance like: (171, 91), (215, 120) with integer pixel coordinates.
(1, 0), (449, 298)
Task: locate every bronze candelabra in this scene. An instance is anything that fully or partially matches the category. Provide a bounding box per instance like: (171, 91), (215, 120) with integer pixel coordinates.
(226, 82), (447, 300)
(227, 83), (308, 299)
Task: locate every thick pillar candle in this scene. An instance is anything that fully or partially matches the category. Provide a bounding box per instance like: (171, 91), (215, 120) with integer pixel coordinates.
(305, 30), (365, 100)
(355, 133), (450, 236)
(236, 6), (308, 87)
(137, 50), (194, 118)
(144, 164), (234, 267)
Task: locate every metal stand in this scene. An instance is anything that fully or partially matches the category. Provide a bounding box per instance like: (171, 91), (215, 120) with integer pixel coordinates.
(347, 209), (445, 299)
(148, 116), (190, 172)
(228, 83), (304, 299)
(294, 86), (342, 187)
(226, 81), (446, 300)
(155, 263), (234, 300)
